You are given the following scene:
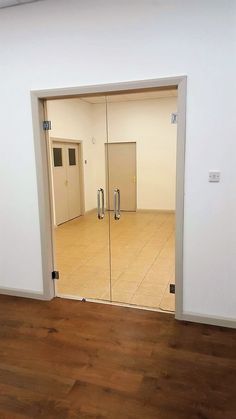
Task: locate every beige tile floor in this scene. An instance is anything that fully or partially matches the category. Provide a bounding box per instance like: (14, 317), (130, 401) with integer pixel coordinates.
(55, 211), (175, 312)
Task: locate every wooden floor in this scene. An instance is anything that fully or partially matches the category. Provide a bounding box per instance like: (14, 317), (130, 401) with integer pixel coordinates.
(55, 211), (175, 311)
(0, 295), (235, 418)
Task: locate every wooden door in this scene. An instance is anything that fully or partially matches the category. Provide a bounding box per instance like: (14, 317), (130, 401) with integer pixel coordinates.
(106, 142), (136, 211)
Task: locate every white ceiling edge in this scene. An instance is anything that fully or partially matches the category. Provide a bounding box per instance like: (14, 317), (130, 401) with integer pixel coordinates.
(0, 0), (44, 9)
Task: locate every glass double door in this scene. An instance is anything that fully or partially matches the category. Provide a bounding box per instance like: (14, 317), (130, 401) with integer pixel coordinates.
(89, 96), (141, 305)
(77, 95), (133, 304)
(54, 93), (176, 311)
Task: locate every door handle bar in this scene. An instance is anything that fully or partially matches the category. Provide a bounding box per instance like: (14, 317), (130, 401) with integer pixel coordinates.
(97, 188), (105, 220)
(114, 188), (120, 220)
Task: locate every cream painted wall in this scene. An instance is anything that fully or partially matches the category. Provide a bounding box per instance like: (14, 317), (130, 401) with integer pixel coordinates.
(47, 96), (177, 213)
(95, 97), (177, 210)
(47, 99), (100, 213)
(0, 0), (235, 321)
(47, 98), (108, 212)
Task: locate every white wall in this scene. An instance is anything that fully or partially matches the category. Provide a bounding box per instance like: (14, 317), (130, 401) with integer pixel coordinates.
(101, 97), (177, 210)
(48, 96), (177, 212)
(47, 99), (99, 212)
(0, 0), (235, 321)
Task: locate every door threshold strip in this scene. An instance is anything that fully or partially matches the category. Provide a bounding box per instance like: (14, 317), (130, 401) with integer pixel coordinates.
(56, 292), (175, 314)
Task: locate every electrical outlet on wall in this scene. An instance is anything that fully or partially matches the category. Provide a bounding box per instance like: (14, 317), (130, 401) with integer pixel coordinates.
(209, 171), (220, 183)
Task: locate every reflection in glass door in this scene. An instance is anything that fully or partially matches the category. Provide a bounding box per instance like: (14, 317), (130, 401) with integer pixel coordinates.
(106, 90), (177, 311)
(48, 96), (112, 301)
(48, 88), (177, 311)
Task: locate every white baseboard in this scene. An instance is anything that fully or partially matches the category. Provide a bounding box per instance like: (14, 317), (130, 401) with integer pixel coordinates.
(85, 208), (97, 214)
(176, 311), (236, 329)
(0, 286), (51, 301)
(137, 209), (175, 214)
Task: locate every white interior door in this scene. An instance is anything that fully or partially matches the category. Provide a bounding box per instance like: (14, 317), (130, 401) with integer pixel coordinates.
(66, 144), (81, 220)
(52, 141), (81, 225)
(52, 143), (69, 225)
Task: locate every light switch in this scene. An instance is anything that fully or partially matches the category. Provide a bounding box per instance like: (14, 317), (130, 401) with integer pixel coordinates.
(209, 171), (220, 183)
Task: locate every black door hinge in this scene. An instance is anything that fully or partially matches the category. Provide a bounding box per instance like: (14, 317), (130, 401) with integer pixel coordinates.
(171, 113), (178, 124)
(52, 271), (59, 280)
(169, 283), (175, 294)
(43, 120), (52, 131)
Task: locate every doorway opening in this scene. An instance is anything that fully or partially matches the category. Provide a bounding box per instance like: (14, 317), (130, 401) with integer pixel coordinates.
(31, 77), (186, 318)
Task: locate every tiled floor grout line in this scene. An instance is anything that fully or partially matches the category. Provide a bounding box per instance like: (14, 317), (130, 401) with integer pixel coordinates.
(130, 222), (175, 304)
(56, 212), (175, 310)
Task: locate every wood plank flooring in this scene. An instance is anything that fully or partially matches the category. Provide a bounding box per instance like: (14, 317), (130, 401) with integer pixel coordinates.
(0, 295), (235, 418)
(55, 211), (175, 311)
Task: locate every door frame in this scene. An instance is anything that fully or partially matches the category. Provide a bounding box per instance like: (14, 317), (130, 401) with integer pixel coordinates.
(30, 76), (186, 321)
(50, 137), (85, 225)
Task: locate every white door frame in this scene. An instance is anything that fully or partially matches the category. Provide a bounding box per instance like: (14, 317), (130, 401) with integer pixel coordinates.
(30, 77), (186, 322)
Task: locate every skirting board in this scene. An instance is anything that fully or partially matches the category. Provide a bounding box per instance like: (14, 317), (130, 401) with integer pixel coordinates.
(177, 311), (236, 329)
(0, 287), (52, 301)
(55, 210), (97, 226)
(84, 209), (175, 215)
(85, 208), (97, 215)
(137, 209), (175, 214)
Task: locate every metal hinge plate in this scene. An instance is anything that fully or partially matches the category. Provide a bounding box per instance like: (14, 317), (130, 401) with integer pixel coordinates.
(171, 113), (178, 124)
(43, 120), (52, 131)
(169, 283), (175, 294)
(52, 271), (59, 280)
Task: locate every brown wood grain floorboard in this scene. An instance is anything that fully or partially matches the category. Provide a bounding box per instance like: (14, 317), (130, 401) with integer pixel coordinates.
(0, 295), (235, 419)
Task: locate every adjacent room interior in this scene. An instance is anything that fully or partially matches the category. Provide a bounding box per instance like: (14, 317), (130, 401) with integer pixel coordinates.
(46, 87), (177, 312)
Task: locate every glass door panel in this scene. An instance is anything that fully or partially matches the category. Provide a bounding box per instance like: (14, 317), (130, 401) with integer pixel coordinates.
(48, 96), (111, 301)
(106, 92), (176, 311)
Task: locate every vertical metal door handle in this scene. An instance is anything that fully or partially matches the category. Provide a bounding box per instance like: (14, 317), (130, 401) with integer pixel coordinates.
(97, 188), (105, 220)
(101, 188), (105, 218)
(114, 188), (120, 220)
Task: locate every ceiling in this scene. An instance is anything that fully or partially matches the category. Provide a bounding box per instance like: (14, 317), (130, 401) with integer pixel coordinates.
(80, 89), (177, 104)
(0, 0), (42, 8)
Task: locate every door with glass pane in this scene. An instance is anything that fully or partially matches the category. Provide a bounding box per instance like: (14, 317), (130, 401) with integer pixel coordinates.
(48, 97), (112, 301)
(52, 142), (69, 225)
(52, 142), (81, 225)
(67, 144), (81, 220)
(49, 90), (176, 310)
